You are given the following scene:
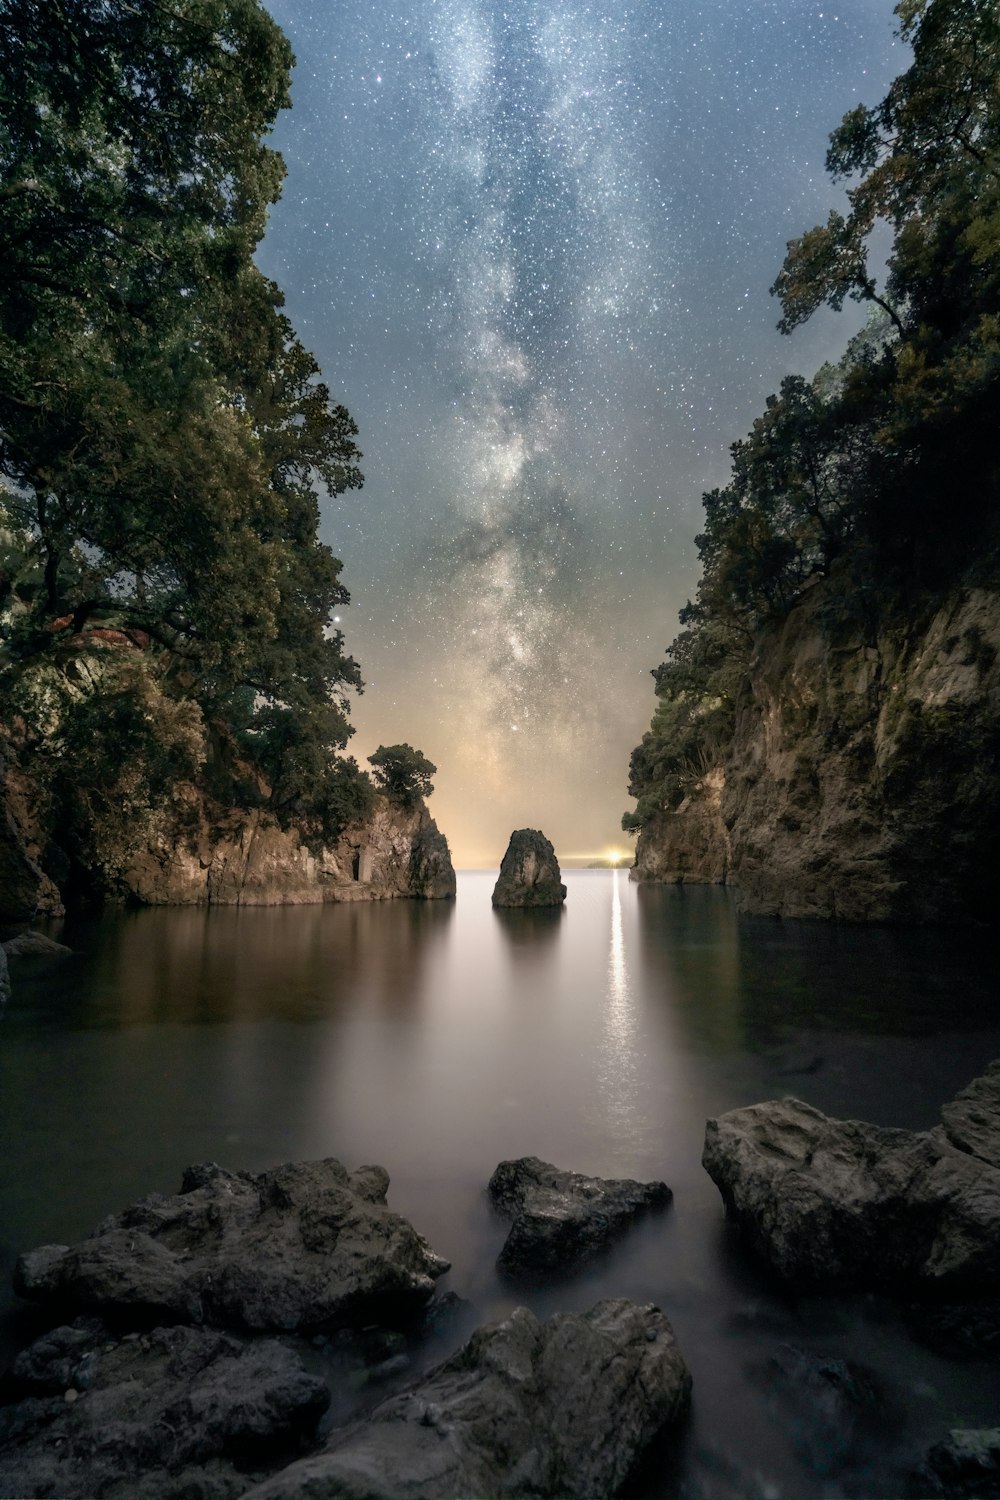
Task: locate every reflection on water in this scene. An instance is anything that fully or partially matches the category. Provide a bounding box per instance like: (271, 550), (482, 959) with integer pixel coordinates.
(2, 873), (999, 1498)
(598, 869), (640, 1144)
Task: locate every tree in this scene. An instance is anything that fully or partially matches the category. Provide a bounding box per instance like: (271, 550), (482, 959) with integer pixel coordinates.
(625, 0), (1000, 834)
(771, 0), (1000, 566)
(0, 0), (368, 883)
(367, 745), (437, 810)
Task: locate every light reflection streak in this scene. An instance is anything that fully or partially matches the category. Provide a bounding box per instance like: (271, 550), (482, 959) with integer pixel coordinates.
(598, 869), (639, 1144)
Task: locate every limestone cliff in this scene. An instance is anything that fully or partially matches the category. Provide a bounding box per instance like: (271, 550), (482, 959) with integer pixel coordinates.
(633, 584), (1000, 923)
(631, 769), (729, 888)
(0, 779), (455, 921)
(124, 789), (455, 906)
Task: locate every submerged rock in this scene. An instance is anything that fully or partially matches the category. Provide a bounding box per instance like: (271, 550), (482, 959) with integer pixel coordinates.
(488, 1156), (672, 1276)
(760, 1343), (883, 1478)
(0, 1319), (329, 1500)
(492, 829), (566, 908)
(702, 1069), (1000, 1293)
(245, 1299), (691, 1500)
(3, 931), (72, 962)
(906, 1298), (1000, 1356)
(916, 1428), (1000, 1498)
(14, 1158), (450, 1334)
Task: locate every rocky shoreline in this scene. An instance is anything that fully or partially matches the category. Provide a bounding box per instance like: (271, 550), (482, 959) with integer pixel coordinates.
(0, 778), (455, 926)
(3, 1063), (999, 1497)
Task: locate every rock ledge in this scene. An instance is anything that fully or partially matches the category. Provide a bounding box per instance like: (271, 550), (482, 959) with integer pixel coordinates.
(14, 1158), (450, 1333)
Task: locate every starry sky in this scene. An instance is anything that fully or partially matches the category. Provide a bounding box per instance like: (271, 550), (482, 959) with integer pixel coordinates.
(255, 0), (904, 870)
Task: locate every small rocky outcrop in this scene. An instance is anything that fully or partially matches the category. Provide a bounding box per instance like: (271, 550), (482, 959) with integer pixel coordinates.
(244, 1299), (691, 1500)
(14, 1159), (450, 1334)
(0, 1319), (329, 1500)
(916, 1429), (1000, 1498)
(492, 829), (566, 908)
(488, 1157), (672, 1276)
(3, 931), (72, 962)
(702, 1063), (1000, 1293)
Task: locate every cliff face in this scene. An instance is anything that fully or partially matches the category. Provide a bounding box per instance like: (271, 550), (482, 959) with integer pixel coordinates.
(124, 790), (456, 907)
(634, 585), (1000, 922)
(631, 769), (729, 887)
(0, 782), (455, 922)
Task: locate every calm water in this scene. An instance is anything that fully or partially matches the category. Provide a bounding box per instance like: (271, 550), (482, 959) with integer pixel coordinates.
(2, 871), (999, 1497)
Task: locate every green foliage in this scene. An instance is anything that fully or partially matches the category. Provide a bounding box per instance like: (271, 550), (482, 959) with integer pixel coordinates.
(626, 0), (1000, 831)
(4, 651), (207, 882)
(772, 0), (1000, 567)
(0, 0), (370, 887)
(622, 622), (743, 831)
(367, 744), (437, 810)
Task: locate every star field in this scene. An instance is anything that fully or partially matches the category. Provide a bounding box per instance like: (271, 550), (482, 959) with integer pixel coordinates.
(256, 0), (903, 867)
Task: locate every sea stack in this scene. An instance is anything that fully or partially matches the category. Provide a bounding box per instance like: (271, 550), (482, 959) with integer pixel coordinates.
(492, 829), (567, 908)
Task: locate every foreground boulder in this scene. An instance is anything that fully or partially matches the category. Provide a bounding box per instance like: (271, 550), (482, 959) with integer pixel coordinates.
(940, 1061), (1000, 1171)
(246, 1299), (691, 1500)
(15, 1159), (450, 1333)
(702, 1064), (1000, 1293)
(488, 1157), (672, 1276)
(0, 1319), (328, 1500)
(492, 829), (566, 908)
(916, 1429), (1000, 1498)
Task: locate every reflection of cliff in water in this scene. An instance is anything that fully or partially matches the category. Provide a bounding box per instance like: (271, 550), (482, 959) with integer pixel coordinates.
(66, 897), (455, 1029)
(633, 883), (745, 1055)
(492, 905), (563, 957)
(633, 885), (999, 1062)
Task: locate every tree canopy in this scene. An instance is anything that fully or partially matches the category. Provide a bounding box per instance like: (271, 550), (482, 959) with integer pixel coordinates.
(368, 745), (437, 810)
(626, 0), (1000, 831)
(0, 0), (378, 881)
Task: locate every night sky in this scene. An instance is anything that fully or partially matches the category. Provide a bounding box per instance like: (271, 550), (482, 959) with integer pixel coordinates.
(255, 0), (903, 869)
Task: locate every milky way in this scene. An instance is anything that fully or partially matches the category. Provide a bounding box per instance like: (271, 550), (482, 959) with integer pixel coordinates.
(257, 0), (903, 867)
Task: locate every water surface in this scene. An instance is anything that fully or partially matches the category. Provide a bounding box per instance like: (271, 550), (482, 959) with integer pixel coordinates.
(2, 872), (998, 1497)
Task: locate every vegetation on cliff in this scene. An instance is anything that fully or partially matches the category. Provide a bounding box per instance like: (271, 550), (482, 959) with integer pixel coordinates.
(0, 0), (429, 899)
(626, 0), (1000, 834)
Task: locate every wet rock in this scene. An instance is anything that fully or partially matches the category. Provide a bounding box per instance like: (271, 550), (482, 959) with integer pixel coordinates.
(492, 829), (566, 908)
(6, 1317), (108, 1395)
(762, 1344), (882, 1476)
(245, 1299), (691, 1500)
(941, 1060), (1000, 1171)
(0, 805), (43, 929)
(14, 1159), (450, 1334)
(0, 944), (8, 1004)
(488, 1156), (672, 1276)
(0, 1319), (329, 1500)
(702, 1082), (1000, 1294)
(916, 1428), (1000, 1498)
(905, 1299), (1000, 1357)
(3, 931), (72, 962)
